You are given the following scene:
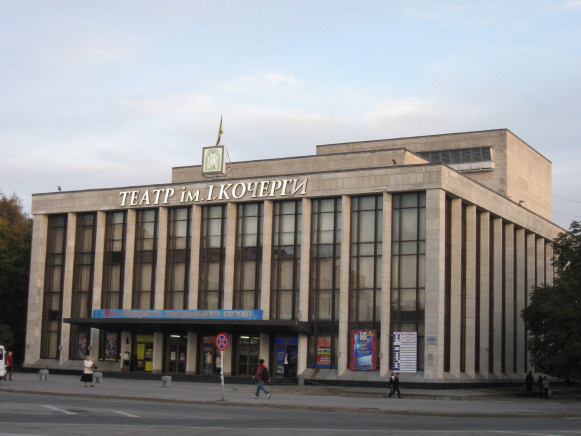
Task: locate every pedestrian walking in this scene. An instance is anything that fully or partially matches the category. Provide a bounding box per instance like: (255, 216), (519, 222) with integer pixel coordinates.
(252, 358), (272, 399)
(122, 351), (130, 372)
(384, 372), (395, 398)
(542, 376), (550, 399)
(81, 355), (96, 388)
(5, 351), (14, 381)
(525, 371), (534, 392)
(387, 372), (401, 398)
(537, 375), (544, 398)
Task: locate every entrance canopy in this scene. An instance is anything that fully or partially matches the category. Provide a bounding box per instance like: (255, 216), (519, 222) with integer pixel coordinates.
(64, 318), (313, 336)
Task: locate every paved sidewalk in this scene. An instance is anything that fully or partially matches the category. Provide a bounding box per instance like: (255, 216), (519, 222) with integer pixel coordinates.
(0, 373), (579, 418)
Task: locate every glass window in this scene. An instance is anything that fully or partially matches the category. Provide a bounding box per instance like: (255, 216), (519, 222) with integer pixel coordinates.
(391, 192), (426, 371)
(165, 207), (191, 310)
(234, 203), (263, 310)
(310, 198), (341, 322)
(199, 205), (226, 310)
(349, 196), (382, 324)
(133, 209), (157, 309)
(41, 214), (67, 359)
(271, 200), (301, 320)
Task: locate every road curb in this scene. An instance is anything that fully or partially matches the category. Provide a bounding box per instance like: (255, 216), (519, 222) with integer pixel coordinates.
(1, 387), (579, 419)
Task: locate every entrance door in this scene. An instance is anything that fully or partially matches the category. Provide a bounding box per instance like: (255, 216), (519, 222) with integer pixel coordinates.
(166, 334), (187, 373)
(134, 334), (154, 372)
(200, 335), (216, 375)
(235, 335), (260, 376)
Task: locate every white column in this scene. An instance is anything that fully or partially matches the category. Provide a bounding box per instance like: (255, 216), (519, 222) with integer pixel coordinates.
(260, 332), (270, 362)
(424, 189), (446, 380)
(504, 223), (515, 375)
(545, 242), (554, 286)
(222, 334), (233, 376)
(186, 332), (198, 374)
(154, 207), (168, 310)
(261, 200), (273, 317)
(189, 205), (201, 309)
(449, 198), (462, 376)
(123, 209), (136, 309)
(297, 198), (311, 381)
(338, 195), (350, 377)
(152, 332), (164, 373)
(299, 198), (312, 322)
(478, 212), (491, 375)
(525, 232), (536, 372)
(535, 237), (545, 290)
(224, 203), (237, 309)
(25, 215), (48, 366)
(61, 213), (77, 363)
(492, 218), (503, 376)
(92, 211), (106, 310)
(515, 228), (526, 374)
(380, 192), (392, 377)
(464, 205), (477, 377)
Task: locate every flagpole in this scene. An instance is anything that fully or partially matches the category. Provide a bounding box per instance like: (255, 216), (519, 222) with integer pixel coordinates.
(216, 116), (223, 146)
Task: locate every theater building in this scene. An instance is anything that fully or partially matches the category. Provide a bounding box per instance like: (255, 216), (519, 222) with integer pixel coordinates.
(24, 128), (562, 385)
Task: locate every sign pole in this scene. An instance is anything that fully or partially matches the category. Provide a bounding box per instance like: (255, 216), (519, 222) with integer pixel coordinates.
(215, 333), (229, 401)
(220, 350), (224, 400)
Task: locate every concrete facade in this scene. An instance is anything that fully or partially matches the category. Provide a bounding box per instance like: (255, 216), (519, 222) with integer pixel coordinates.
(25, 129), (561, 385)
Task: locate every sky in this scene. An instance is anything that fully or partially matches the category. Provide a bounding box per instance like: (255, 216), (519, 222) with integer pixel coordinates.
(1, 0), (580, 229)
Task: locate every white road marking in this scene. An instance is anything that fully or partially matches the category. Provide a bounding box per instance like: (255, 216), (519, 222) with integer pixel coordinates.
(41, 404), (77, 415)
(111, 409), (139, 417)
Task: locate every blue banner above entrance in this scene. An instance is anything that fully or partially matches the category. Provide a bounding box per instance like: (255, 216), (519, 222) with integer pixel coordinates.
(92, 309), (264, 320)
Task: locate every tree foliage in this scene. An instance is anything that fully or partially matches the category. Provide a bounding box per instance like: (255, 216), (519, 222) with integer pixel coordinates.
(0, 192), (32, 363)
(522, 221), (581, 382)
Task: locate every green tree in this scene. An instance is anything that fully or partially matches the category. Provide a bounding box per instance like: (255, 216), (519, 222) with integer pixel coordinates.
(522, 221), (581, 383)
(0, 192), (32, 365)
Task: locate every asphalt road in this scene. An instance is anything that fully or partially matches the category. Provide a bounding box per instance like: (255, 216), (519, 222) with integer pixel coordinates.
(1, 391), (581, 436)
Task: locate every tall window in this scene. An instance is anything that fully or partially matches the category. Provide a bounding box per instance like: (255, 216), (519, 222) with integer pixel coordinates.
(234, 203), (263, 310)
(165, 207), (191, 310)
(199, 205), (226, 310)
(391, 192), (426, 371)
(69, 213), (96, 359)
(310, 198), (341, 322)
(349, 195), (382, 325)
(308, 198), (341, 368)
(101, 211), (126, 309)
(133, 209), (157, 309)
(41, 214), (67, 359)
(271, 200), (301, 320)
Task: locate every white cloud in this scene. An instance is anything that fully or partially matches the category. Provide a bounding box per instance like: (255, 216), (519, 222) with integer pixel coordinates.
(33, 32), (143, 72)
(263, 73), (303, 87)
(220, 72), (304, 94)
(561, 1), (581, 9)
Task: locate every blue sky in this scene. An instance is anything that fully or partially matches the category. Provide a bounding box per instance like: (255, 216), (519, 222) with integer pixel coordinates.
(1, 0), (580, 229)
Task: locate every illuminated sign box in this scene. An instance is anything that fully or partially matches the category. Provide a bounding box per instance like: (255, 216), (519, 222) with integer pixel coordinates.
(92, 309), (263, 320)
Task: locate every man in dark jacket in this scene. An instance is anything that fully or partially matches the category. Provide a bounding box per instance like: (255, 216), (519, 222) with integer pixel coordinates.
(387, 372), (401, 398)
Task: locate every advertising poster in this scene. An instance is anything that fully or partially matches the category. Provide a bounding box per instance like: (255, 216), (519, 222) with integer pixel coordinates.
(316, 336), (332, 368)
(104, 332), (118, 360)
(392, 331), (418, 373)
(350, 329), (377, 370)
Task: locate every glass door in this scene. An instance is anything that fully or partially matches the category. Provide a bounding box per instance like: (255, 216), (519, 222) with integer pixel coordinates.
(236, 335), (260, 376)
(166, 334), (187, 373)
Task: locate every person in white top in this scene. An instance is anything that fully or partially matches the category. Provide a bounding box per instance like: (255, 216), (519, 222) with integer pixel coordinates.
(81, 355), (96, 387)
